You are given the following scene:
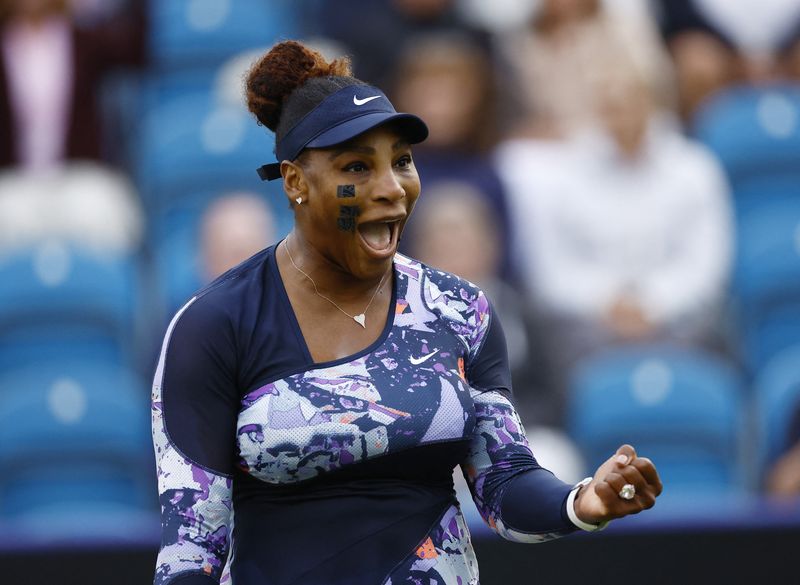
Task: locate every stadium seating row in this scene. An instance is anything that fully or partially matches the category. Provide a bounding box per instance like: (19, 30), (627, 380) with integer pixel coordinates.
(569, 343), (800, 504)
(0, 359), (155, 544)
(694, 85), (800, 373)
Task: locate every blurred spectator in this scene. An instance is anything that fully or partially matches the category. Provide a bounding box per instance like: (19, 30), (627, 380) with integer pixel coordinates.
(153, 192), (276, 361)
(313, 0), (484, 86)
(200, 192), (276, 281)
(147, 192), (277, 376)
(499, 0), (674, 139)
(654, 0), (800, 122)
(455, 0), (538, 34)
(0, 162), (143, 255)
(766, 406), (800, 497)
(0, 0), (146, 170)
(392, 32), (514, 278)
(392, 32), (497, 151)
(496, 69), (734, 418)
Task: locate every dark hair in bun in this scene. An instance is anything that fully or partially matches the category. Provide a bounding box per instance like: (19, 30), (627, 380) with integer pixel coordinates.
(246, 40), (365, 146)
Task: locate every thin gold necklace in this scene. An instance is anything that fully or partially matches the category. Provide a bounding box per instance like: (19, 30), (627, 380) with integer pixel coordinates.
(284, 238), (388, 329)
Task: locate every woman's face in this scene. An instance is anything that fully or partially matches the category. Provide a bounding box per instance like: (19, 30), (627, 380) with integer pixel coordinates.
(395, 55), (484, 148)
(291, 124), (421, 280)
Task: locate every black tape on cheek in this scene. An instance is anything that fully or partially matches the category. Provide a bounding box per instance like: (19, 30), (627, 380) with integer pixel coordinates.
(337, 184), (356, 198)
(337, 205), (360, 232)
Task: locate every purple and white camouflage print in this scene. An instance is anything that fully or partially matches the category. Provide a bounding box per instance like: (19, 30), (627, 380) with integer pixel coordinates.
(463, 390), (573, 543)
(152, 253), (572, 585)
(152, 300), (234, 584)
(234, 256), (488, 486)
(384, 503), (479, 585)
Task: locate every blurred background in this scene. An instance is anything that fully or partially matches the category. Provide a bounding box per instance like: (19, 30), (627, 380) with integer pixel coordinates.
(1, 0), (799, 583)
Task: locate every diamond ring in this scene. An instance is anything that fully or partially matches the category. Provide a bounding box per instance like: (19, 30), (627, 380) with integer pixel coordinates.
(619, 484), (636, 500)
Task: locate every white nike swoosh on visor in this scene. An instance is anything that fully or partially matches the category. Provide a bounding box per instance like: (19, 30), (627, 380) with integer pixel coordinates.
(409, 349), (439, 365)
(353, 95), (381, 106)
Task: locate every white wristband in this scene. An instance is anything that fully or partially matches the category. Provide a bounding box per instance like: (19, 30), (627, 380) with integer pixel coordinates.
(566, 477), (608, 532)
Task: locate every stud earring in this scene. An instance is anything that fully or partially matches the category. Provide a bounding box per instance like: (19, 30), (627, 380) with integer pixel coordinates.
(295, 197), (303, 205)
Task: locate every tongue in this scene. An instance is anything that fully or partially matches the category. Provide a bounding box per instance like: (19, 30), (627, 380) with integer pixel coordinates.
(359, 222), (391, 250)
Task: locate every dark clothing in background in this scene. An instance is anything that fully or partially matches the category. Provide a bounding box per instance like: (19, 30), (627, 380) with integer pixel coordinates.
(653, 0), (735, 47)
(0, 6), (147, 168)
(313, 0), (487, 86)
(654, 0), (800, 50)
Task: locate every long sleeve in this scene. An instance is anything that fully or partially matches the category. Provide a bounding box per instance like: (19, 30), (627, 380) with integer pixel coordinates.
(460, 299), (577, 542)
(151, 294), (240, 585)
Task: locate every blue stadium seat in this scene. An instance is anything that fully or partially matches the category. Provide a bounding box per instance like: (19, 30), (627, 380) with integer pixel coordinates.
(0, 360), (155, 534)
(568, 346), (745, 499)
(149, 0), (297, 69)
(693, 84), (800, 187)
(726, 173), (799, 220)
(0, 244), (139, 370)
(754, 345), (800, 476)
(693, 86), (800, 295)
(735, 198), (800, 302)
(740, 300), (800, 374)
(1, 498), (159, 546)
(696, 86), (800, 372)
(137, 67), (218, 114)
(1, 463), (150, 518)
(136, 91), (285, 211)
(733, 196), (800, 370)
(0, 360), (151, 460)
(155, 206), (205, 315)
(0, 460), (158, 544)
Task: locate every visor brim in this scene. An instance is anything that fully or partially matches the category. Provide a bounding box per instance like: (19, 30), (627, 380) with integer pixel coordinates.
(305, 112), (429, 150)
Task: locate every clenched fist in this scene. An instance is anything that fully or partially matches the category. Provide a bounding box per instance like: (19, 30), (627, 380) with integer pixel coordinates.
(573, 444), (663, 525)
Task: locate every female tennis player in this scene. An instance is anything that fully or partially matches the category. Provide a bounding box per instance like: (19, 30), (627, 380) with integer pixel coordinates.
(151, 40), (662, 585)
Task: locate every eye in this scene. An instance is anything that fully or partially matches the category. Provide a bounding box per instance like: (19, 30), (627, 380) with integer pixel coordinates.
(344, 161), (368, 173)
(395, 155), (413, 169)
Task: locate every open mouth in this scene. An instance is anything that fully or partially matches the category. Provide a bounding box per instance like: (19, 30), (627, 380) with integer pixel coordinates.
(357, 219), (401, 257)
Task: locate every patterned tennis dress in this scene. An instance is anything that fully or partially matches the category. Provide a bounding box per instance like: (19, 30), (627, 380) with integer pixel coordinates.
(152, 246), (578, 585)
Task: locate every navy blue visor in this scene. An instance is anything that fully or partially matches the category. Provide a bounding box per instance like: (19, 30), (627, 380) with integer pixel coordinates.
(257, 84), (428, 181)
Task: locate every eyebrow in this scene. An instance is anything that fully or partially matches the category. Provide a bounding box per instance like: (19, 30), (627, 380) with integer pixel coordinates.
(327, 139), (411, 161)
(328, 145), (375, 160)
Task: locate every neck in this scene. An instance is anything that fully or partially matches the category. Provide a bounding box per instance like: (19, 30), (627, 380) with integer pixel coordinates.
(283, 232), (391, 303)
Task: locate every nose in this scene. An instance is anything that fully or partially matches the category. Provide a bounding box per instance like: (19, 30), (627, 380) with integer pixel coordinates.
(372, 163), (406, 202)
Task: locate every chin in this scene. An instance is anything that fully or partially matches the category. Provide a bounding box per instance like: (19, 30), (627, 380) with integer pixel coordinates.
(342, 246), (395, 282)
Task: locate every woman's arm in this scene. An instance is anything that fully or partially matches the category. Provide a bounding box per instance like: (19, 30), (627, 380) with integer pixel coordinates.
(462, 387), (579, 542)
(460, 296), (662, 540)
(152, 296), (240, 584)
(460, 295), (579, 541)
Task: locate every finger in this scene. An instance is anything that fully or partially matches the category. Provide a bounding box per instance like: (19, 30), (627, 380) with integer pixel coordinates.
(603, 470), (650, 513)
(620, 465), (657, 507)
(601, 471), (628, 496)
(614, 444), (637, 467)
(618, 464), (648, 494)
(593, 480), (644, 518)
(631, 457), (663, 495)
(593, 481), (619, 505)
(593, 482), (628, 518)
(636, 489), (657, 510)
(621, 470), (657, 510)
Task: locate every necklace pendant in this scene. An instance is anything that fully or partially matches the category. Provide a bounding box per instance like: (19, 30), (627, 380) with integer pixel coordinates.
(353, 314), (366, 328)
